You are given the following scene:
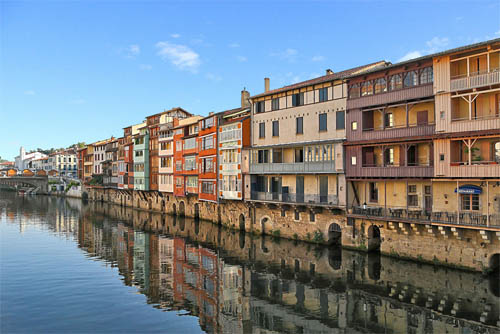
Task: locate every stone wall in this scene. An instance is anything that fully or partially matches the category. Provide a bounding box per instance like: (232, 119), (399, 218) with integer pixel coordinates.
(84, 186), (500, 272)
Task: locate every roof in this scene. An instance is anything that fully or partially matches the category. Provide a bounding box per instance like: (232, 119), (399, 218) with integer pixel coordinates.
(348, 37), (500, 80)
(250, 60), (388, 99)
(146, 107), (192, 119)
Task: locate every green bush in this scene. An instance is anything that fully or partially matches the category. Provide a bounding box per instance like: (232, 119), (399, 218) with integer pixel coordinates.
(312, 230), (324, 243)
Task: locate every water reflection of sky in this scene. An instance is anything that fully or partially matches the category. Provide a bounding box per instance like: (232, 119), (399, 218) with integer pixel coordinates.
(1, 193), (499, 333)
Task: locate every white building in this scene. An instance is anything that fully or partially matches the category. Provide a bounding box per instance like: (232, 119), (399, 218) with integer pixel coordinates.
(14, 147), (47, 170)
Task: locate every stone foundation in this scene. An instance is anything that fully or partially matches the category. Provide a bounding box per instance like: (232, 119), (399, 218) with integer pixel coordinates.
(85, 187), (500, 272)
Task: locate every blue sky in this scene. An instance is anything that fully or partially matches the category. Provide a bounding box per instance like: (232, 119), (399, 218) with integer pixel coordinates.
(1, 0), (499, 160)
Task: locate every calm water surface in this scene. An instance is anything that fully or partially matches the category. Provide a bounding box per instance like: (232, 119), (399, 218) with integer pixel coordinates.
(1, 192), (499, 333)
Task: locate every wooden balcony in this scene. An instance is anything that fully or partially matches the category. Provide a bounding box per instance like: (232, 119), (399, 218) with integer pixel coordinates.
(449, 162), (500, 178)
(351, 123), (435, 142)
(249, 191), (339, 207)
(347, 164), (433, 178)
(347, 84), (433, 110)
(450, 70), (500, 92)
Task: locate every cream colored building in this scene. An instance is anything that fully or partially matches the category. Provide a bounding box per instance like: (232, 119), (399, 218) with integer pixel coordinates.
(249, 64), (384, 210)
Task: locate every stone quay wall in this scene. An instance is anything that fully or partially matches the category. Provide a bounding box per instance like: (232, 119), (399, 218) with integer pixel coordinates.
(85, 187), (500, 272)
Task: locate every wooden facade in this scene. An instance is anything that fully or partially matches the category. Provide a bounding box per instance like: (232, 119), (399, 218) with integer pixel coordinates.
(198, 114), (218, 202)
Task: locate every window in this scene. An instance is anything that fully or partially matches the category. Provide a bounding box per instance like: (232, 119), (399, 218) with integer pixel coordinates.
(374, 78), (387, 94)
(420, 67), (433, 84)
(202, 117), (214, 129)
(440, 154), (445, 161)
(272, 120), (279, 137)
(336, 111), (345, 130)
(494, 142), (500, 163)
(259, 123), (265, 138)
(361, 81), (373, 96)
(461, 194), (479, 211)
(186, 176), (197, 188)
(384, 148), (394, 165)
(408, 185), (417, 193)
(272, 98), (279, 111)
(369, 182), (378, 202)
(296, 117), (303, 134)
(404, 71), (418, 87)
(201, 157), (214, 173)
(384, 113), (394, 127)
(175, 177), (183, 186)
(176, 141), (182, 151)
(351, 121), (358, 130)
(272, 149), (282, 163)
(351, 156), (357, 165)
(408, 195), (418, 207)
(319, 87), (328, 102)
(185, 156), (196, 171)
(175, 161), (182, 171)
(425, 185), (431, 195)
(258, 150), (269, 163)
(255, 101), (264, 113)
(201, 136), (214, 150)
(292, 92), (304, 106)
(389, 74), (403, 90)
(319, 113), (327, 131)
(202, 181), (214, 194)
(440, 111), (445, 119)
(184, 138), (196, 150)
(294, 210), (300, 221)
(295, 148), (304, 163)
(349, 84), (360, 98)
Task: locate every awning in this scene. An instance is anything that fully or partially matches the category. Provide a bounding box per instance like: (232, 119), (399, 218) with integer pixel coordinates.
(454, 185), (482, 194)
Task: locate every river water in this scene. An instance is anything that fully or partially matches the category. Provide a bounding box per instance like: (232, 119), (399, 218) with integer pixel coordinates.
(1, 192), (499, 333)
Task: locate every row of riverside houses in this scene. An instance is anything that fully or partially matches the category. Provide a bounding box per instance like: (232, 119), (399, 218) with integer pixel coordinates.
(78, 38), (500, 231)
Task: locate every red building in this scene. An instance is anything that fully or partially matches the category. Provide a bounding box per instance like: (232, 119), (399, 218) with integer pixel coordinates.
(197, 113), (219, 202)
(173, 116), (202, 197)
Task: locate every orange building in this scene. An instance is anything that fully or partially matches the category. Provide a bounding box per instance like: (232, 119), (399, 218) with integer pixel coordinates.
(198, 113), (219, 202)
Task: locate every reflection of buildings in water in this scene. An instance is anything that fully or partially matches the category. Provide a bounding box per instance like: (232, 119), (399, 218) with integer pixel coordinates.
(72, 201), (500, 333)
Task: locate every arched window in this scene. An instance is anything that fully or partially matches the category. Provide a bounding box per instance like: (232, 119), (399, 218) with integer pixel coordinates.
(420, 67), (433, 84)
(374, 78), (387, 94)
(361, 81), (373, 96)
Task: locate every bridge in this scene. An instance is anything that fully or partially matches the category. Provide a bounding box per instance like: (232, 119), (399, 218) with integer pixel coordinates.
(0, 176), (49, 194)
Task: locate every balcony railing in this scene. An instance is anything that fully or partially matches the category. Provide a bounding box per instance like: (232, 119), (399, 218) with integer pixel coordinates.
(451, 114), (500, 122)
(450, 69), (500, 91)
(250, 160), (337, 174)
(250, 191), (339, 206)
(350, 206), (500, 227)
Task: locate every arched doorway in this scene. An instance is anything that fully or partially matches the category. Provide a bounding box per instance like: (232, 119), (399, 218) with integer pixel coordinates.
(367, 225), (381, 252)
(239, 230), (245, 249)
(179, 201), (185, 217)
(161, 200), (166, 212)
(217, 206), (222, 225)
(239, 214), (245, 231)
(179, 216), (185, 231)
(261, 217), (270, 235)
(172, 203), (177, 216)
(194, 203), (200, 219)
(368, 252), (381, 280)
(328, 223), (342, 245)
(148, 198), (152, 210)
(194, 219), (200, 235)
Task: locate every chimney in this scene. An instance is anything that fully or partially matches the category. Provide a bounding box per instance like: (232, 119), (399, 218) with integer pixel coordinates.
(326, 69), (334, 75)
(241, 89), (250, 108)
(264, 77), (270, 92)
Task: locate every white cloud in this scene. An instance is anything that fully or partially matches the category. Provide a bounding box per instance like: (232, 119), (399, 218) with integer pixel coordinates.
(398, 51), (423, 62)
(155, 41), (200, 72)
(271, 48), (298, 62)
(495, 30), (500, 36)
(228, 43), (240, 48)
(311, 55), (325, 62)
(24, 90), (35, 95)
(236, 56), (247, 62)
(70, 98), (86, 105)
(206, 73), (222, 82)
(170, 33), (180, 38)
(139, 64), (152, 71)
(397, 36), (449, 62)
